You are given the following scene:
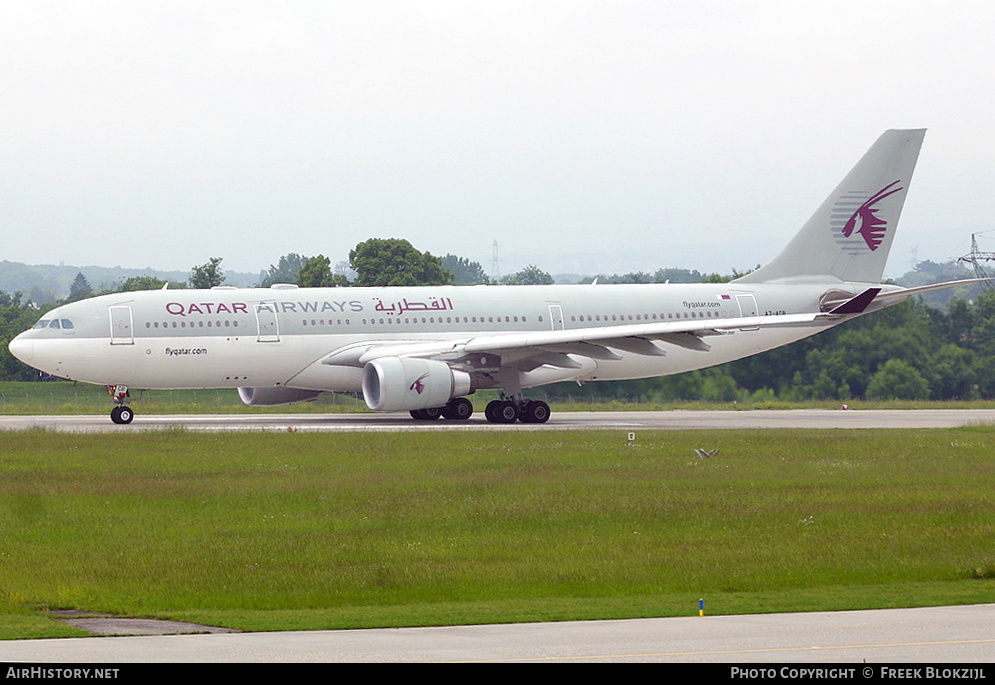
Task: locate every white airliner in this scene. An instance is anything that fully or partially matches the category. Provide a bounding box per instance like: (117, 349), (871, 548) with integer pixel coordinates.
(7, 129), (978, 424)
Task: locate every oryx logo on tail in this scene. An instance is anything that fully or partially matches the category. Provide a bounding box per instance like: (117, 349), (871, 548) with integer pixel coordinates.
(842, 180), (904, 251)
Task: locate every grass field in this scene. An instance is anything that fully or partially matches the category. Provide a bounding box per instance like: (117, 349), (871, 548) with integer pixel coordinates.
(0, 426), (993, 639)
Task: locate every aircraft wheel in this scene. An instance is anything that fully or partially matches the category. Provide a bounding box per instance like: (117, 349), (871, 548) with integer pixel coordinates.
(484, 401), (499, 423)
(486, 400), (518, 423)
(442, 397), (474, 420)
(520, 400), (550, 424)
(111, 406), (134, 424)
(410, 407), (442, 420)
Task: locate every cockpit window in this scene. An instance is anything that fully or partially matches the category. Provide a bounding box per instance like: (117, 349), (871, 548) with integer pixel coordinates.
(30, 318), (74, 330)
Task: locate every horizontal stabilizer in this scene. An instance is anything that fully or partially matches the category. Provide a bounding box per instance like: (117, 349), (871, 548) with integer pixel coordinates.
(828, 287), (881, 315)
(871, 278), (995, 306)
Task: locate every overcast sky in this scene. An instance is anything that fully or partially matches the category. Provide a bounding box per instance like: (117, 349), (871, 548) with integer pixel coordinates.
(3, 1), (994, 280)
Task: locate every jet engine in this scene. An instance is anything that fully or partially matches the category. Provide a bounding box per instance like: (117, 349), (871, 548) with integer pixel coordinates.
(237, 387), (322, 406)
(362, 357), (475, 412)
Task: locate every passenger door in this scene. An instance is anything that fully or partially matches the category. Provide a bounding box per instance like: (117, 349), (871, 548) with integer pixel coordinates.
(109, 306), (134, 345)
(255, 303), (280, 342)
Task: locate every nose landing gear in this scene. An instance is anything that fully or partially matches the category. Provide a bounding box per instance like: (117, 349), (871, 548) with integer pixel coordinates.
(107, 385), (134, 424)
(110, 405), (134, 424)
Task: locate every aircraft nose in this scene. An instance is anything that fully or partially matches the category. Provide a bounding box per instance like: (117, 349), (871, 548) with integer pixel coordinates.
(8, 333), (33, 366)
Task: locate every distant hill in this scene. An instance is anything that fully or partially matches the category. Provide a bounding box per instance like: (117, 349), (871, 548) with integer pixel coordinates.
(0, 260), (261, 304)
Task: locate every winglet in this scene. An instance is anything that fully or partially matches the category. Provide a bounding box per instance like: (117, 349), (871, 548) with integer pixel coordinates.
(828, 287), (881, 315)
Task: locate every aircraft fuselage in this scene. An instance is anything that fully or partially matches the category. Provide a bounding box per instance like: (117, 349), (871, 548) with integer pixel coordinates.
(9, 281), (876, 393)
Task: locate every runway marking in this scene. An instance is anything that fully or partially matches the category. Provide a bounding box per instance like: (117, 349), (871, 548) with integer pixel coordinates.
(452, 637), (995, 662)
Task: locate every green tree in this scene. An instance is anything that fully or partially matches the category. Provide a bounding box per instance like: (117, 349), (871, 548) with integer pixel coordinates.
(501, 265), (554, 285)
(297, 255), (350, 288)
(929, 344), (979, 400)
(654, 267), (704, 283)
(349, 239), (452, 287)
(189, 258), (225, 289)
(259, 253), (308, 287)
(969, 291), (995, 358)
(66, 272), (92, 302)
(118, 275), (168, 292)
(866, 359), (930, 400)
(699, 368), (741, 402)
(936, 297), (972, 346)
(441, 254), (488, 285)
(1, 291), (50, 380)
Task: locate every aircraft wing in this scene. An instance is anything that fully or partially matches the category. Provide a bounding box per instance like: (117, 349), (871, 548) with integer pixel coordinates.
(321, 310), (831, 371)
(318, 282), (959, 374)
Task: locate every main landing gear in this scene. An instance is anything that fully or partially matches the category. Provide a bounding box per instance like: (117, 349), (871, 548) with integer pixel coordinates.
(410, 397), (474, 421)
(484, 398), (550, 424)
(409, 396), (551, 424)
(107, 385), (134, 424)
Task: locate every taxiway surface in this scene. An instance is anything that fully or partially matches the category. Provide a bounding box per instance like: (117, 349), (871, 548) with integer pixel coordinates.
(4, 408), (995, 432)
(3, 604), (993, 662)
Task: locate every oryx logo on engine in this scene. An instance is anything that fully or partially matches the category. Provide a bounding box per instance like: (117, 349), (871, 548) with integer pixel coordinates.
(409, 373), (429, 395)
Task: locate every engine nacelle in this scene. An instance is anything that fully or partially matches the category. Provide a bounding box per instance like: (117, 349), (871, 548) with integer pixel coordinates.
(362, 357), (475, 412)
(237, 387), (322, 406)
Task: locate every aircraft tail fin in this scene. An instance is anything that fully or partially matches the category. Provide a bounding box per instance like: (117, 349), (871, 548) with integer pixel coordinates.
(735, 129), (926, 285)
